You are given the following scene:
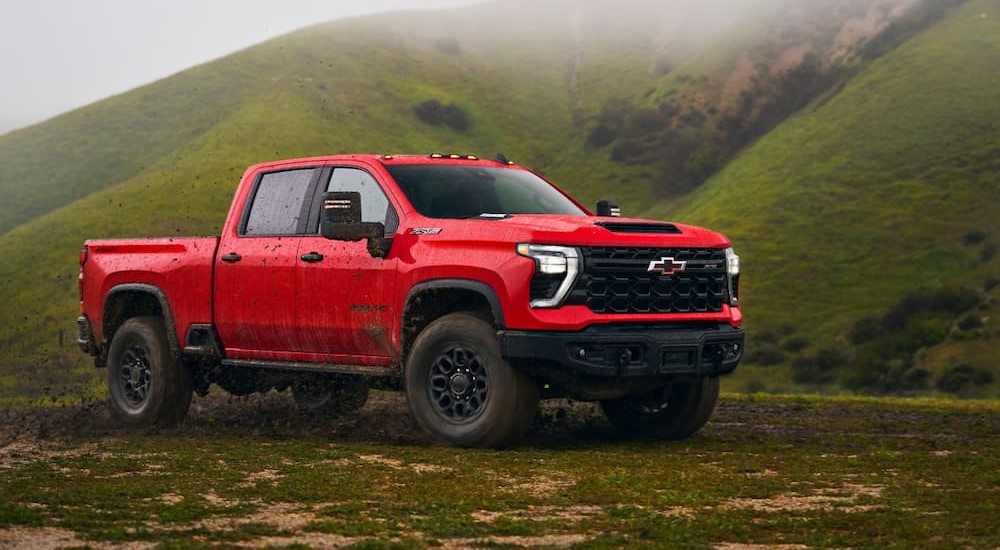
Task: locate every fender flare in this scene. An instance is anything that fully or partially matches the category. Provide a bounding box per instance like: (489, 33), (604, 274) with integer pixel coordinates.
(403, 279), (506, 328)
(102, 283), (180, 357)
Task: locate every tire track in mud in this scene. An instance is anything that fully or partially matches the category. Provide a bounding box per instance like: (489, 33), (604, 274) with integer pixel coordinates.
(2, 391), (995, 456)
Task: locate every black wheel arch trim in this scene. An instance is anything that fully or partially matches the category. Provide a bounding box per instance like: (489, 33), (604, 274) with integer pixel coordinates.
(102, 283), (181, 357)
(404, 279), (506, 328)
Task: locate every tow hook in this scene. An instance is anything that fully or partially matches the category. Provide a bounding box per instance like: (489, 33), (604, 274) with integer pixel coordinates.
(618, 348), (632, 376)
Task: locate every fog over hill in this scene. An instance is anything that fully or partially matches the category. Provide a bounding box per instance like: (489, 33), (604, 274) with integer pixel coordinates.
(0, 121), (29, 136)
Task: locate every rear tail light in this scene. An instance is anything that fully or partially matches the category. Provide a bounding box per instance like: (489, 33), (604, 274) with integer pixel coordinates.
(78, 246), (88, 305)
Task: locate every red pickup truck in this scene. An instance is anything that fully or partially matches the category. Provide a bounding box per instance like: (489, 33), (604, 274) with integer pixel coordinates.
(77, 153), (743, 447)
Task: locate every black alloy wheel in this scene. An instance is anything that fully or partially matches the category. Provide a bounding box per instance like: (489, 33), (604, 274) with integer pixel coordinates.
(428, 345), (490, 423)
(405, 313), (538, 448)
(106, 316), (192, 427)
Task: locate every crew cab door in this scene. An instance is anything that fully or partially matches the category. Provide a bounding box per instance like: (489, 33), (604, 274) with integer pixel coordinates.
(295, 166), (400, 361)
(214, 167), (321, 359)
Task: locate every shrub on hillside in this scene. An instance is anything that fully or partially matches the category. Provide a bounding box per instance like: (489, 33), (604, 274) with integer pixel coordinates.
(979, 242), (997, 263)
(610, 139), (646, 162)
(841, 354), (930, 394)
(434, 37), (462, 56)
(790, 346), (848, 385)
(586, 98), (636, 150)
(685, 144), (724, 185)
(754, 328), (781, 345)
(936, 363), (994, 394)
(956, 314), (983, 332)
(653, 57), (673, 76)
(882, 287), (980, 331)
(962, 229), (989, 246)
(849, 315), (884, 345)
(840, 285), (991, 394)
(984, 277), (999, 292)
(414, 100), (469, 132)
(781, 336), (810, 353)
(743, 343), (785, 366)
(586, 124), (616, 149)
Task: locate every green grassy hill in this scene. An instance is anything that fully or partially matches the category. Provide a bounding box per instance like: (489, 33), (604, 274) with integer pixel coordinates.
(654, 0), (1000, 395)
(0, 0), (995, 400)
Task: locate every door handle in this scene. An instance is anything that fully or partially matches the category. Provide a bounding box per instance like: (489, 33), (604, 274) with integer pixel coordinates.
(300, 252), (324, 263)
(221, 253), (242, 263)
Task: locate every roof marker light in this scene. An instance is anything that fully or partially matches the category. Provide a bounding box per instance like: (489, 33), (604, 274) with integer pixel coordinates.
(430, 153), (444, 158)
(449, 154), (461, 159)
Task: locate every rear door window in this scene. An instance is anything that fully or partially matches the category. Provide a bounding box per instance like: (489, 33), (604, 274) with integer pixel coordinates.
(242, 169), (316, 235)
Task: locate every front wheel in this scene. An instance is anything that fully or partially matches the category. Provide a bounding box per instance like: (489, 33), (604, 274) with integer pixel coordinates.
(106, 316), (192, 427)
(601, 377), (719, 440)
(405, 313), (539, 448)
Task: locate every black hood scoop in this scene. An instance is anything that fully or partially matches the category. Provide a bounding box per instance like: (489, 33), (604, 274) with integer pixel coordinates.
(594, 221), (682, 234)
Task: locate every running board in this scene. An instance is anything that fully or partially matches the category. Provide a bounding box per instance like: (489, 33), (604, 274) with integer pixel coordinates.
(221, 359), (397, 377)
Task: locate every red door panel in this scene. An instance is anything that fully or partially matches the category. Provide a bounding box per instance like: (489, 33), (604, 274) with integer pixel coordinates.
(295, 236), (398, 362)
(214, 237), (300, 358)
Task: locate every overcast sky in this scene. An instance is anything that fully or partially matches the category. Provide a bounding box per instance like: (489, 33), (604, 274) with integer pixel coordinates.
(0, 0), (480, 134)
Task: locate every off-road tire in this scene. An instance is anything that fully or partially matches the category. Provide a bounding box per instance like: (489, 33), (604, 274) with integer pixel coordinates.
(601, 376), (719, 440)
(292, 374), (369, 415)
(405, 313), (539, 448)
(106, 316), (192, 427)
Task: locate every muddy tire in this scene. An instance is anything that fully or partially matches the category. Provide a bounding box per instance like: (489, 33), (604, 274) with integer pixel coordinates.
(601, 377), (719, 440)
(106, 316), (192, 427)
(292, 374), (369, 415)
(405, 313), (539, 448)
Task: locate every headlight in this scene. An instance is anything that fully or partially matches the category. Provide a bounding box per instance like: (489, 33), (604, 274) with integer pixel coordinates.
(725, 247), (740, 306)
(517, 244), (580, 308)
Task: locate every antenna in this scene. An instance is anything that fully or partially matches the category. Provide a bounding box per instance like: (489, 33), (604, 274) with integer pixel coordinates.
(493, 153), (509, 164)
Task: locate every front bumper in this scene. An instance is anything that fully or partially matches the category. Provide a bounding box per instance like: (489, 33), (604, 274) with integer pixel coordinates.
(498, 322), (743, 379)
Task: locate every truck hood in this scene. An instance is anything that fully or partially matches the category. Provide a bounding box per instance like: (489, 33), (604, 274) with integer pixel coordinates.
(429, 214), (731, 249)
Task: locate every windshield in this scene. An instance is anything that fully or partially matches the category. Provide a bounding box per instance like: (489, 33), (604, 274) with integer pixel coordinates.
(385, 164), (587, 218)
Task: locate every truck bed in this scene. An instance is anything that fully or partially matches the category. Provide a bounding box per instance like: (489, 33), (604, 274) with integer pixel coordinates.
(80, 237), (219, 347)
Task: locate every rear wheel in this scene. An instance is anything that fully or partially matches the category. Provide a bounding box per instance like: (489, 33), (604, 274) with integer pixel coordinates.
(601, 377), (719, 440)
(106, 316), (192, 427)
(405, 313), (539, 448)
(291, 374), (369, 415)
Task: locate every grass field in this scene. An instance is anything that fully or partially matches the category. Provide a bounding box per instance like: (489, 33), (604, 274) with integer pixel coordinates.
(1, 391), (997, 548)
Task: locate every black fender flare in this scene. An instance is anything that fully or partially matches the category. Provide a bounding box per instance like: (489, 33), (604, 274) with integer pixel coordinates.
(403, 279), (506, 329)
(102, 283), (180, 357)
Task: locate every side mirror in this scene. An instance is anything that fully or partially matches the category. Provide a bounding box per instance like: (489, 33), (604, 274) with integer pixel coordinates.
(320, 191), (388, 258)
(596, 200), (621, 217)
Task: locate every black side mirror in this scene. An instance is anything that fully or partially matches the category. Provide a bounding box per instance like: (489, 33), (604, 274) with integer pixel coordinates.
(320, 191), (388, 258)
(596, 200), (621, 217)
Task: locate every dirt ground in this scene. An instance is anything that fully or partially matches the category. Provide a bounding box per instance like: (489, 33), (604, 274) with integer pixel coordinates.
(1, 389), (994, 451)
(0, 390), (613, 449)
(1, 392), (997, 548)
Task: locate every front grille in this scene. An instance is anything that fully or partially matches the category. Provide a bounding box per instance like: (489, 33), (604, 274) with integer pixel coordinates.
(567, 247), (728, 314)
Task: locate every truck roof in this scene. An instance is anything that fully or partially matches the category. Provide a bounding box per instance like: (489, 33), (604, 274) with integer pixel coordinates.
(246, 153), (519, 173)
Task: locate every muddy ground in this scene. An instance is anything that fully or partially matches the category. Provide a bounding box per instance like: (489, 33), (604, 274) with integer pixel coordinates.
(1, 392), (998, 548)
(1, 390), (995, 450)
(0, 391), (606, 448)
